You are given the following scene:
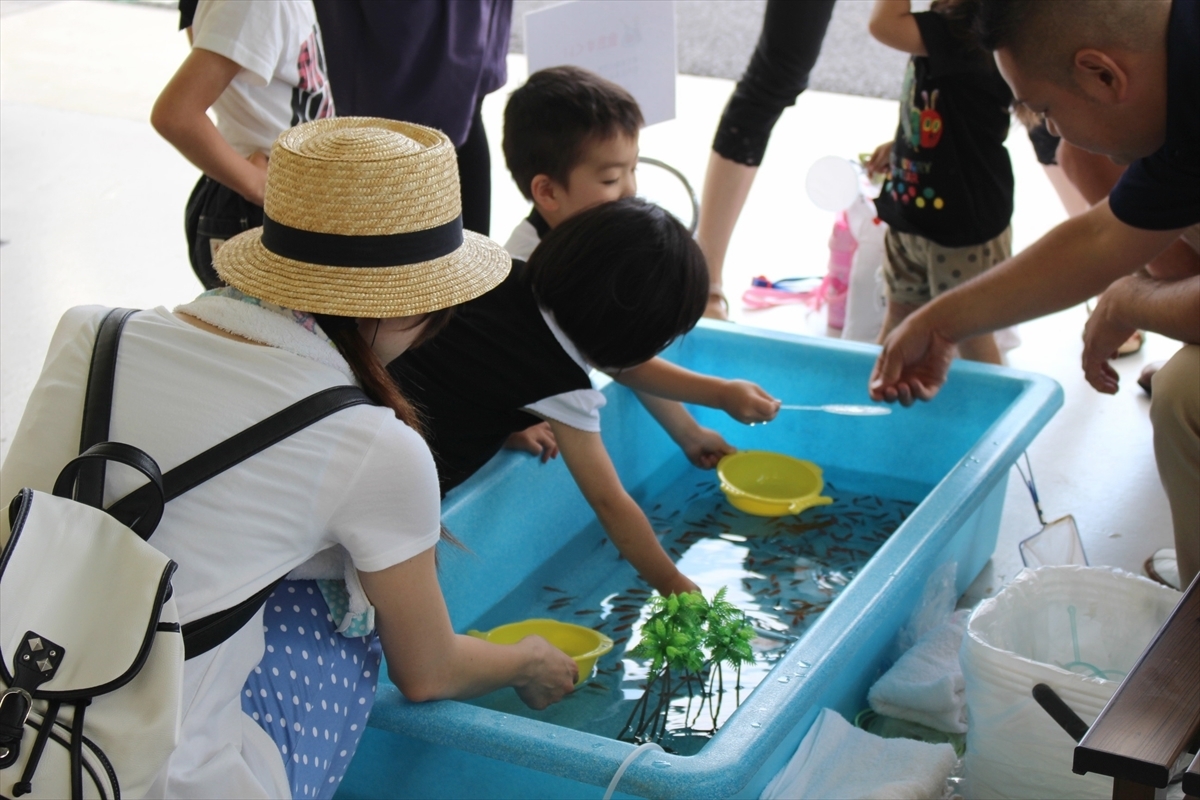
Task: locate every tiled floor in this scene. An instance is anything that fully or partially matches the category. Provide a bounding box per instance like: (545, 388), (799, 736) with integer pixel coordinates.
(0, 1), (1178, 596)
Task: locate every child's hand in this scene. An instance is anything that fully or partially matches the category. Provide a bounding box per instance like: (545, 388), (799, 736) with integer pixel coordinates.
(680, 427), (736, 470)
(866, 141), (892, 178)
(720, 380), (781, 424)
(503, 422), (559, 462)
(658, 571), (701, 597)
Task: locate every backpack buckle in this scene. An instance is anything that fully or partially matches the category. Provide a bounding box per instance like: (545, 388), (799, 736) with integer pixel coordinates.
(0, 687), (33, 765)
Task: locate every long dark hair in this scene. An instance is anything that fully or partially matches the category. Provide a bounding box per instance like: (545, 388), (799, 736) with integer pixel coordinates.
(525, 197), (708, 370)
(313, 308), (454, 434)
(314, 309), (462, 551)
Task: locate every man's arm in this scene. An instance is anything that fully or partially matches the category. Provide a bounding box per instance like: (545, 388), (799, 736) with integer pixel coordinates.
(549, 420), (698, 596)
(871, 201), (1189, 405)
(1082, 273), (1200, 393)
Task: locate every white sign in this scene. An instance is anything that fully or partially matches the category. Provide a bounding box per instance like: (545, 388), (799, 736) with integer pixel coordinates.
(524, 0), (677, 126)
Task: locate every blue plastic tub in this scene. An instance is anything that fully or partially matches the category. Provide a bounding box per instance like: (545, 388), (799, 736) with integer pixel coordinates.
(338, 321), (1061, 799)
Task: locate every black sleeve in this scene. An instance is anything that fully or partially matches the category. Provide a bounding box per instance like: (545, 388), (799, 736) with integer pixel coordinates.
(913, 11), (983, 78)
(712, 0), (837, 166)
(178, 0), (198, 30)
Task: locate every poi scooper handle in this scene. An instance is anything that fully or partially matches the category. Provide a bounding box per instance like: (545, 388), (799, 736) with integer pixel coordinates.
(779, 404), (892, 416)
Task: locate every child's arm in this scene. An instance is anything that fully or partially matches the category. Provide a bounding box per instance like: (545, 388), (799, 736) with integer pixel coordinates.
(610, 357), (781, 424)
(868, 0), (927, 55)
(635, 392), (735, 470)
(151, 48), (269, 205)
(549, 420), (699, 597)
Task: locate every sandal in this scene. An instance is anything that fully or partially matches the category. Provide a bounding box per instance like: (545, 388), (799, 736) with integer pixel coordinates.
(1116, 330), (1145, 357)
(1138, 360), (1165, 396)
(1144, 548), (1180, 590)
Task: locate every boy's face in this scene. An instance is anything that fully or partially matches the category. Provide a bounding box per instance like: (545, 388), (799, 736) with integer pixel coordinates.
(534, 132), (639, 227)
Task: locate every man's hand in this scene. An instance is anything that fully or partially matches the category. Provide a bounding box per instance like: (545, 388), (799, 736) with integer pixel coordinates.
(503, 422), (559, 462)
(679, 427), (736, 470)
(869, 312), (957, 406)
(720, 380), (781, 424)
(1082, 275), (1141, 394)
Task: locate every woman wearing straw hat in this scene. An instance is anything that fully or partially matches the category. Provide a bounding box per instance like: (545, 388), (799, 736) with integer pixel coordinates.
(0, 117), (577, 798)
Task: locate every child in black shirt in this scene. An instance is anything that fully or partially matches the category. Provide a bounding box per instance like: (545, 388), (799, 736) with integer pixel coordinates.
(389, 199), (780, 597)
(866, 0), (1014, 363)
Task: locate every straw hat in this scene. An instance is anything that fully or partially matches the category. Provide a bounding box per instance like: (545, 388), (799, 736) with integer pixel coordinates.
(215, 117), (511, 317)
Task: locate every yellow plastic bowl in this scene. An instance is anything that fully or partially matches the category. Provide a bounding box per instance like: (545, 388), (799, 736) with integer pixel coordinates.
(717, 451), (833, 517)
(467, 619), (613, 686)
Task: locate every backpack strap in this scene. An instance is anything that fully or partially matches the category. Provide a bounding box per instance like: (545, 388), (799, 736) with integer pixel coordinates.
(75, 308), (139, 507)
(104, 385), (372, 661)
(81, 309), (375, 660)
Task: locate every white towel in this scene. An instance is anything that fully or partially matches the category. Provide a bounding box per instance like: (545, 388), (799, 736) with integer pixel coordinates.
(868, 609), (970, 734)
(287, 546), (374, 634)
(761, 708), (957, 800)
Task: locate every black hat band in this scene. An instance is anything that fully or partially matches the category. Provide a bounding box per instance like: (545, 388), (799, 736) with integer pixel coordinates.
(261, 214), (464, 268)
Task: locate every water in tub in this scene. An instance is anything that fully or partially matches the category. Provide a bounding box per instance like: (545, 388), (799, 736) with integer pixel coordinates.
(468, 469), (922, 755)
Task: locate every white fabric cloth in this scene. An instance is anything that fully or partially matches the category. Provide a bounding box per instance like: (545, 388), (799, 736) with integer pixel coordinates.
(192, 0), (334, 157)
(504, 217), (541, 262)
(521, 309), (606, 432)
(0, 304), (441, 798)
(760, 708), (957, 800)
(502, 220), (607, 432)
(868, 609), (970, 734)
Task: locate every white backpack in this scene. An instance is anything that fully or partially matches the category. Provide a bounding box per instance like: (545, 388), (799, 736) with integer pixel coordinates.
(0, 309), (368, 798)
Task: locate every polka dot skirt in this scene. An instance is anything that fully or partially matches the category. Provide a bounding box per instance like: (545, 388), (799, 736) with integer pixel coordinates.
(242, 580), (381, 799)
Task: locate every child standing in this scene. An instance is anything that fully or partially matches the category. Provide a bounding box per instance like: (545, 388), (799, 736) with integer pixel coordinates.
(152, 0), (334, 289)
(866, 0), (1014, 363)
(389, 198), (780, 597)
(502, 66), (641, 261)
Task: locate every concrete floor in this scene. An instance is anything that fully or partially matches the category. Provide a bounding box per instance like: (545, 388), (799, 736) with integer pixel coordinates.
(0, 1), (1178, 600)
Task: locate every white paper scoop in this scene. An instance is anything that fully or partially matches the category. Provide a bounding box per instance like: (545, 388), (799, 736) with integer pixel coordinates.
(779, 404), (892, 416)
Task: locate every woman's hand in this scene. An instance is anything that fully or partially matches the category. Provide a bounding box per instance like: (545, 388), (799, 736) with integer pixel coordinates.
(512, 636), (578, 709)
(680, 426), (736, 470)
(719, 379), (781, 424)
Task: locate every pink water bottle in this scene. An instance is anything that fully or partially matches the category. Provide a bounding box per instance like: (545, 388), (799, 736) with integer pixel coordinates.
(824, 210), (858, 333)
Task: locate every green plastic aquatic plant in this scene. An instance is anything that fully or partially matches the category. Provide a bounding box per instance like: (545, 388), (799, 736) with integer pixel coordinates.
(620, 587), (756, 746)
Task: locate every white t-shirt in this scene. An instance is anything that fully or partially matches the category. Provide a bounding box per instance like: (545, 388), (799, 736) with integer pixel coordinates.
(503, 217), (541, 263)
(502, 219), (607, 432)
(192, 0), (335, 157)
(0, 306), (440, 798)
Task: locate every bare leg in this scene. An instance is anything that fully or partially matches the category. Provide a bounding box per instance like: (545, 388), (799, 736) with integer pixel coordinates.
(695, 152), (758, 320)
(956, 333), (1003, 365)
(877, 299), (920, 343)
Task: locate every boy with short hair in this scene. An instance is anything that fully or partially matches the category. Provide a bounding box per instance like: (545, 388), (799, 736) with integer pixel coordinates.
(502, 65), (642, 260)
